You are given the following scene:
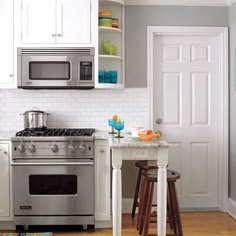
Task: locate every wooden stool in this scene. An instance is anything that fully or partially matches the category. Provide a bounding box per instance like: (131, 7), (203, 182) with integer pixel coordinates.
(140, 169), (183, 236)
(131, 160), (157, 218)
(132, 161), (174, 232)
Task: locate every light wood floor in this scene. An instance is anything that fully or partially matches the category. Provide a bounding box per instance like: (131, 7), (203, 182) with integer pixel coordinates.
(55, 212), (236, 236)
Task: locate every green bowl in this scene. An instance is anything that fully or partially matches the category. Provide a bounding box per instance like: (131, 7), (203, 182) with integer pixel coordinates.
(99, 19), (112, 27)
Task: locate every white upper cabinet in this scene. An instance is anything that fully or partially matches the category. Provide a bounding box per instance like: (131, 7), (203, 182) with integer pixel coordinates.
(56, 0), (91, 44)
(0, 0), (14, 87)
(21, 0), (56, 44)
(18, 0), (97, 45)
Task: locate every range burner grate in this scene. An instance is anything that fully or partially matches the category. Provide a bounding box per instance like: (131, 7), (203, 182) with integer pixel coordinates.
(16, 128), (95, 137)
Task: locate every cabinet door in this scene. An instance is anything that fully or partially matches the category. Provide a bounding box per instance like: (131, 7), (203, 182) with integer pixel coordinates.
(95, 140), (111, 221)
(0, 0), (14, 87)
(21, 0), (56, 44)
(0, 144), (10, 219)
(56, 0), (91, 44)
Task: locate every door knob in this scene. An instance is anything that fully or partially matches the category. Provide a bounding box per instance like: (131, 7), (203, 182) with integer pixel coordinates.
(156, 118), (162, 124)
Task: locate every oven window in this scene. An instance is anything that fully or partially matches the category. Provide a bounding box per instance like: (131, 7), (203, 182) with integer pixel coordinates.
(29, 62), (70, 80)
(29, 175), (77, 195)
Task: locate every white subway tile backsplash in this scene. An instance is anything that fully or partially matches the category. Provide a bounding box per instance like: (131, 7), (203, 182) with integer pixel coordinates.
(0, 88), (149, 132)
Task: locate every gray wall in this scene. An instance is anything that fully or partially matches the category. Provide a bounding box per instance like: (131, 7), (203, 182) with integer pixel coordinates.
(125, 6), (228, 88)
(122, 5), (228, 199)
(229, 3), (236, 201)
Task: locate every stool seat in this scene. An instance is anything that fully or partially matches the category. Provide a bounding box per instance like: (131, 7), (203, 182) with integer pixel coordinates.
(135, 160), (158, 170)
(144, 169), (181, 182)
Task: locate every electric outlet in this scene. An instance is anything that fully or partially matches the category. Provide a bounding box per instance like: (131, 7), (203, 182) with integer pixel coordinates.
(132, 149), (148, 158)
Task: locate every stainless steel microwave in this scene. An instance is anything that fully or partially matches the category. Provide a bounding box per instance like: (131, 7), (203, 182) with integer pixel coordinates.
(17, 47), (94, 89)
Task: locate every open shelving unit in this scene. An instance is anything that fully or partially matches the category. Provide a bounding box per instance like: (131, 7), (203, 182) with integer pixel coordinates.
(96, 0), (124, 89)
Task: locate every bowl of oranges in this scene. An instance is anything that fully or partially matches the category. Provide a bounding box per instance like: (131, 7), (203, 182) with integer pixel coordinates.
(138, 129), (161, 141)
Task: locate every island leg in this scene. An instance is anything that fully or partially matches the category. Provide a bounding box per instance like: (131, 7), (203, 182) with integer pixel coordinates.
(112, 149), (123, 236)
(157, 147), (169, 236)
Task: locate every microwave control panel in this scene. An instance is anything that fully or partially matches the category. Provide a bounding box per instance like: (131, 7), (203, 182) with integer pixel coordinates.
(80, 62), (93, 81)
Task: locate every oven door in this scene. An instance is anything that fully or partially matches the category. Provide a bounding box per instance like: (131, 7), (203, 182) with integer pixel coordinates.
(12, 160), (94, 216)
(19, 55), (78, 88)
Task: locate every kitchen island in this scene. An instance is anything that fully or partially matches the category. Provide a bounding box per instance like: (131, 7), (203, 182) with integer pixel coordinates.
(109, 135), (169, 236)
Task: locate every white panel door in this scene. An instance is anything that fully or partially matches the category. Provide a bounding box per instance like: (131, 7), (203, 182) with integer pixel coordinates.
(0, 0), (14, 87)
(56, 0), (91, 44)
(154, 35), (220, 208)
(21, 0), (56, 43)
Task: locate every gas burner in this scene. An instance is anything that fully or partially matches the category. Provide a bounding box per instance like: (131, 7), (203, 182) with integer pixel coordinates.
(16, 128), (95, 137)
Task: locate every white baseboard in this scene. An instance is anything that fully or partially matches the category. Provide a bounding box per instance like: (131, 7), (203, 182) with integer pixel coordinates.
(95, 220), (112, 229)
(228, 198), (236, 219)
(122, 198), (134, 214)
(0, 221), (15, 230)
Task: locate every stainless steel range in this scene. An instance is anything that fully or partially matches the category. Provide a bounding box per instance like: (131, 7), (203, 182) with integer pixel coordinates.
(11, 128), (95, 228)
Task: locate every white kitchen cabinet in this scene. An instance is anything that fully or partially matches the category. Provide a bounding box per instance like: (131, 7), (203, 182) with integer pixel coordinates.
(95, 139), (112, 227)
(0, 142), (13, 221)
(56, 0), (91, 44)
(21, 0), (56, 44)
(18, 0), (97, 45)
(0, 0), (14, 88)
(96, 0), (125, 89)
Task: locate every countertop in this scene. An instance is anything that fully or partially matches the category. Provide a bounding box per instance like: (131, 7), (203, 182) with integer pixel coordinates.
(95, 130), (169, 148)
(0, 131), (16, 141)
(0, 130), (169, 148)
(94, 130), (111, 140)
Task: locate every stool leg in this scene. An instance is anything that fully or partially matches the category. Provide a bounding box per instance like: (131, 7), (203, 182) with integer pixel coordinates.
(132, 168), (142, 218)
(143, 181), (154, 236)
(167, 183), (175, 231)
(167, 182), (177, 234)
(139, 176), (150, 235)
(169, 181), (183, 236)
(137, 174), (146, 230)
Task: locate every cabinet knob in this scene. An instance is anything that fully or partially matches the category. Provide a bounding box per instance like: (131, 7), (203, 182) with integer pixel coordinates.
(57, 34), (62, 37)
(52, 34), (56, 37)
(4, 151), (7, 155)
(100, 149), (105, 153)
(9, 74), (13, 77)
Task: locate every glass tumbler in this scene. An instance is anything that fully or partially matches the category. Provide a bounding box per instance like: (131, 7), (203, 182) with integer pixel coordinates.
(114, 121), (124, 138)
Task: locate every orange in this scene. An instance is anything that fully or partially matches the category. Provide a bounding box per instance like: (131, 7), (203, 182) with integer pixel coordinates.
(146, 129), (153, 135)
(112, 114), (118, 121)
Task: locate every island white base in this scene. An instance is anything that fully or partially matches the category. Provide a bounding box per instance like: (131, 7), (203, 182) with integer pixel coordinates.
(110, 137), (169, 236)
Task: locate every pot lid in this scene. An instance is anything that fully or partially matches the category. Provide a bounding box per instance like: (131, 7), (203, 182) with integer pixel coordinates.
(22, 107), (48, 115)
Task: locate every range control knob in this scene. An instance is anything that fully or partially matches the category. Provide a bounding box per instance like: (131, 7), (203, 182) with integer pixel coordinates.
(78, 144), (86, 153)
(17, 144), (25, 153)
(51, 144), (59, 153)
(28, 144), (36, 153)
(68, 143), (77, 153)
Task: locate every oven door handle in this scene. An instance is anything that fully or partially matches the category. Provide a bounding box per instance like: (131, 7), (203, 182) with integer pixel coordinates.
(11, 161), (94, 166)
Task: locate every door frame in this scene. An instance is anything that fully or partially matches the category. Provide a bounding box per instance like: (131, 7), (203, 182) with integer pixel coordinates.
(147, 26), (228, 211)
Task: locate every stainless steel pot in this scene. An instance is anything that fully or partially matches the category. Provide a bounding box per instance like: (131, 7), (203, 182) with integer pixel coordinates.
(21, 107), (50, 129)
